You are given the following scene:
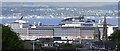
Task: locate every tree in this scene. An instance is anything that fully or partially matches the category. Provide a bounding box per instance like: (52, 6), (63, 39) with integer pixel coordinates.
(109, 29), (120, 51)
(73, 44), (82, 48)
(2, 25), (26, 51)
(60, 43), (73, 47)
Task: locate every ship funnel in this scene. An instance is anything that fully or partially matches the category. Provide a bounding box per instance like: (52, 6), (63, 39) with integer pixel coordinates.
(38, 22), (42, 26)
(19, 16), (23, 20)
(102, 19), (104, 23)
(33, 22), (36, 26)
(98, 20), (101, 24)
(31, 22), (36, 28)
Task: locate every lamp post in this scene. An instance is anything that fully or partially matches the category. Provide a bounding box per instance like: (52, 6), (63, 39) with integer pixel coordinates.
(56, 47), (58, 51)
(33, 40), (35, 51)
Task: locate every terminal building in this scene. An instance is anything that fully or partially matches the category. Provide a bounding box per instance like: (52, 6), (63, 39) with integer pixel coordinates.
(5, 16), (118, 40)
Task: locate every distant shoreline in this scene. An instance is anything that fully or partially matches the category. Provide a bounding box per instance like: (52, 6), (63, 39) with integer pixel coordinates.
(1, 17), (118, 25)
(0, 16), (119, 19)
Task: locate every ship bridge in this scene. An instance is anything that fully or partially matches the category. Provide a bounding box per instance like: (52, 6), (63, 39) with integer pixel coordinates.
(60, 16), (96, 27)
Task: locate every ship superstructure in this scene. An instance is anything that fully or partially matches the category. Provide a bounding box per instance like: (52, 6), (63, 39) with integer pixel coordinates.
(5, 16), (118, 40)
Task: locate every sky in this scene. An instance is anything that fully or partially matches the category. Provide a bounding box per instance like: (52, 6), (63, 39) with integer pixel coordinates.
(2, 2), (118, 7)
(1, 0), (119, 8)
(1, 0), (120, 2)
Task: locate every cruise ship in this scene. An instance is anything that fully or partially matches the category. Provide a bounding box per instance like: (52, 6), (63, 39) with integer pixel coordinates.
(5, 16), (118, 40)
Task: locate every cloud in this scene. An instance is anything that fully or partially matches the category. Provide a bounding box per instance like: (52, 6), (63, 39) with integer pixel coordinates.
(2, 0), (120, 2)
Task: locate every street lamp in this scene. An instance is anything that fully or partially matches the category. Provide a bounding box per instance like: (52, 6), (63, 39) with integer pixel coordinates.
(32, 40), (35, 51)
